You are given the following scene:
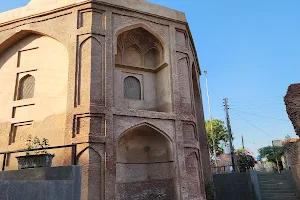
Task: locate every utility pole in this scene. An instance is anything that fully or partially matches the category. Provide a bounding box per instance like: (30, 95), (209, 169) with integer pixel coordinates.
(242, 135), (245, 149)
(203, 71), (218, 174)
(224, 98), (236, 172)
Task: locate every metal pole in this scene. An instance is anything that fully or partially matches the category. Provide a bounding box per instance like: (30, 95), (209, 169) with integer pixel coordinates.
(242, 135), (245, 149)
(224, 98), (236, 172)
(203, 71), (218, 174)
(2, 153), (6, 171)
(72, 145), (77, 165)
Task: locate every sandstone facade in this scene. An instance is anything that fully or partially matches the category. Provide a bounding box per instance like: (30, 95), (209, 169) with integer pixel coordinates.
(0, 0), (211, 199)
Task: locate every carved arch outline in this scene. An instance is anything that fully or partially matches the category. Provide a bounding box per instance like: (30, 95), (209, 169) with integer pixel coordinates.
(76, 146), (101, 164)
(177, 54), (194, 111)
(183, 121), (198, 141)
(113, 23), (167, 61)
(117, 122), (174, 144)
(117, 122), (175, 164)
(186, 149), (200, 160)
(0, 29), (67, 54)
(75, 35), (103, 106)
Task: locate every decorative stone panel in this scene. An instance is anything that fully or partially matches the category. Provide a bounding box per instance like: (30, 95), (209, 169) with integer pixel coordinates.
(177, 55), (192, 114)
(78, 8), (105, 32)
(183, 122), (197, 141)
(184, 148), (205, 199)
(73, 113), (104, 138)
(75, 34), (105, 107)
(9, 121), (33, 144)
(176, 29), (188, 48)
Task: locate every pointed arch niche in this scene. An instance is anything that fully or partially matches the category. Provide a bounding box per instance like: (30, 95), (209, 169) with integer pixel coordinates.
(0, 31), (69, 169)
(116, 123), (175, 199)
(114, 26), (172, 112)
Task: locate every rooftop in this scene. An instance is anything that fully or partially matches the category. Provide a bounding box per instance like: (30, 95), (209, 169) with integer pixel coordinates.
(0, 0), (187, 24)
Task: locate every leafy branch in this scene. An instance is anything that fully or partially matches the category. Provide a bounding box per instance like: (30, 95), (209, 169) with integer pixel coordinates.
(25, 135), (51, 155)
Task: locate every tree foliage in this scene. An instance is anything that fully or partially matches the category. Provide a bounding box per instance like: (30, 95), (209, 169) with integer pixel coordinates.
(258, 146), (284, 163)
(206, 119), (228, 154)
(258, 146), (284, 173)
(236, 148), (255, 172)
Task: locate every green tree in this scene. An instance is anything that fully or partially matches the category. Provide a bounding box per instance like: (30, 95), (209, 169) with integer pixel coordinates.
(206, 119), (228, 155)
(236, 148), (255, 172)
(285, 134), (291, 141)
(258, 146), (284, 173)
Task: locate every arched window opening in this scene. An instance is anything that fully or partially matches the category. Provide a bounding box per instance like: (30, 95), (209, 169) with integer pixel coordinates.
(18, 75), (35, 100)
(124, 76), (141, 100)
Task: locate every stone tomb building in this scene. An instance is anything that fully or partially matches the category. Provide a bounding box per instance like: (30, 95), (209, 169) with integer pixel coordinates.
(0, 0), (211, 199)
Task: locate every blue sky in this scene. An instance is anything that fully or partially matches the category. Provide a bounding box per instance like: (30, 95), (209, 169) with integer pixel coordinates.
(2, 0), (300, 156)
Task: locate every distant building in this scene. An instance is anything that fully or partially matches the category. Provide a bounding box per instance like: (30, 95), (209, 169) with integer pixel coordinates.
(272, 140), (283, 147)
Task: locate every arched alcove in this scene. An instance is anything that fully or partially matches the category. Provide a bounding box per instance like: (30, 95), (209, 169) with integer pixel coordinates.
(116, 27), (163, 69)
(76, 36), (103, 106)
(114, 26), (172, 112)
(116, 123), (175, 200)
(77, 147), (102, 200)
(0, 32), (69, 170)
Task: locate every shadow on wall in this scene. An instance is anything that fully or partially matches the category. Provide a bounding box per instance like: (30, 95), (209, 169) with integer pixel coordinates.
(0, 32), (41, 69)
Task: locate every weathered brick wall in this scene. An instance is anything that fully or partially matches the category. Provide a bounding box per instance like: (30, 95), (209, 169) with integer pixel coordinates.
(285, 84), (300, 136)
(285, 84), (300, 196)
(284, 140), (300, 195)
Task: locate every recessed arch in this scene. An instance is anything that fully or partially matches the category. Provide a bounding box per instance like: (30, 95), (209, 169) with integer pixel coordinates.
(117, 122), (174, 163)
(116, 122), (173, 144)
(114, 22), (166, 58)
(116, 122), (175, 199)
(114, 23), (172, 113)
(0, 30), (64, 55)
(116, 26), (163, 69)
(0, 30), (68, 71)
(0, 26), (70, 174)
(77, 146), (101, 165)
(76, 35), (103, 106)
(77, 146), (102, 200)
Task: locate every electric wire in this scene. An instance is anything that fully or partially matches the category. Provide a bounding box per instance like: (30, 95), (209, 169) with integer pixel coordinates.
(229, 108), (290, 122)
(230, 110), (278, 140)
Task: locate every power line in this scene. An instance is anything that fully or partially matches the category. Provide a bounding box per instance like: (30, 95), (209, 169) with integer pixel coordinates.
(229, 103), (286, 108)
(232, 111), (278, 140)
(229, 102), (286, 108)
(227, 96), (284, 100)
(230, 114), (290, 125)
(230, 108), (290, 122)
(232, 132), (256, 145)
(229, 98), (284, 104)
